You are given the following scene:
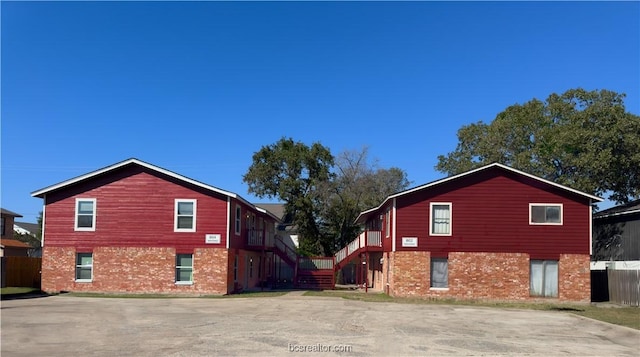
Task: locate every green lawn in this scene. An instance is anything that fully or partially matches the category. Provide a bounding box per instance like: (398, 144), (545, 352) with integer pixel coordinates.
(304, 290), (640, 330)
(66, 290), (288, 299)
(0, 287), (41, 295)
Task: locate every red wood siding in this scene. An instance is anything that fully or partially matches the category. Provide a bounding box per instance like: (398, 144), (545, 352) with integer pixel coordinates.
(387, 167), (591, 258)
(43, 165), (234, 251)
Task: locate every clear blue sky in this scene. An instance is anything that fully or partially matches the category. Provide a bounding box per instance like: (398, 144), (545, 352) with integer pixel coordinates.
(2, 1), (639, 223)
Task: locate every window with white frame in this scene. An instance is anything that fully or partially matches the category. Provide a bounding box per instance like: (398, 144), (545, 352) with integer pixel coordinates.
(430, 203), (452, 235)
(175, 254), (193, 284)
(530, 260), (558, 297)
(75, 198), (96, 231)
(75, 253), (93, 282)
(530, 204), (562, 225)
(175, 199), (196, 232)
(385, 209), (391, 238)
(430, 258), (448, 288)
(235, 205), (241, 235)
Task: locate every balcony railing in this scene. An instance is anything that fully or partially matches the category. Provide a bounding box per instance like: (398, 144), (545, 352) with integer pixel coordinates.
(298, 257), (335, 270)
(334, 230), (382, 265)
(246, 230), (276, 248)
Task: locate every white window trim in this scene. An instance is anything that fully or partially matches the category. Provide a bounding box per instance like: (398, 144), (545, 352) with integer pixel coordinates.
(235, 205), (241, 236)
(529, 203), (563, 226)
(174, 199), (197, 232)
(385, 209), (391, 238)
(175, 253), (194, 285)
(74, 198), (96, 232)
(75, 252), (93, 283)
(429, 202), (452, 236)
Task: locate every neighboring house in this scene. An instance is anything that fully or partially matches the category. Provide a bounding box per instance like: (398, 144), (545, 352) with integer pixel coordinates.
(334, 163), (601, 302)
(14, 221), (40, 237)
(255, 203), (298, 283)
(591, 199), (640, 270)
(13, 221), (43, 257)
(0, 238), (32, 257)
(1, 209), (32, 257)
(31, 158), (287, 295)
(1, 208), (22, 239)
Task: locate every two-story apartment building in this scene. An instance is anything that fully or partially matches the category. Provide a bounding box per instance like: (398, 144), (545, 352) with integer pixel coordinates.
(32, 158), (283, 295)
(335, 163), (602, 302)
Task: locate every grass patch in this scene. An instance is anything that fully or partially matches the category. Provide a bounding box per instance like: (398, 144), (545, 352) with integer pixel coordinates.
(1, 287), (41, 296)
(303, 290), (640, 330)
(66, 290), (288, 299)
(222, 291), (288, 298)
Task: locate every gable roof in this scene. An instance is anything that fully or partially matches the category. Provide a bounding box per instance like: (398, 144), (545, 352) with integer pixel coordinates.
(356, 162), (603, 223)
(0, 238), (32, 248)
(1, 208), (23, 218)
(594, 199), (640, 219)
(254, 203), (286, 221)
(14, 221), (40, 236)
(30, 158), (280, 222)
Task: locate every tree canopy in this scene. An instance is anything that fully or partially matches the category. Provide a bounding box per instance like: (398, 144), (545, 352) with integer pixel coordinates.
(316, 148), (410, 255)
(243, 137), (334, 255)
(436, 88), (640, 204)
(243, 139), (409, 256)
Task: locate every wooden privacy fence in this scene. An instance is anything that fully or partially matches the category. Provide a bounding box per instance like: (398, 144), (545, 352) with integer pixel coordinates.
(1, 257), (42, 288)
(607, 269), (640, 307)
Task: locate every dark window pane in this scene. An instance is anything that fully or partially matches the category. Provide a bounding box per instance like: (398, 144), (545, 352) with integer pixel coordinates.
(531, 206), (546, 223)
(176, 254), (193, 267)
(177, 202), (193, 215)
(177, 216), (193, 229)
(546, 207), (561, 223)
(78, 201), (94, 214)
(76, 267), (92, 280)
(77, 215), (93, 228)
(176, 268), (193, 282)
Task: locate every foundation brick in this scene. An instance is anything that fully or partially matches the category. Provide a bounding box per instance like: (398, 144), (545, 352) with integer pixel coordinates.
(388, 251), (591, 303)
(42, 246), (229, 295)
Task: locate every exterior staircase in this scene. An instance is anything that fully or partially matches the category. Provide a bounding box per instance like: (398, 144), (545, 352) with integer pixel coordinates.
(266, 230), (382, 291)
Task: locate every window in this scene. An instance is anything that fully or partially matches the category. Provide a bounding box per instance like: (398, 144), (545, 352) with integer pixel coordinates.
(430, 258), (448, 288)
(385, 209), (391, 238)
(430, 203), (452, 236)
(175, 199), (196, 232)
(75, 198), (96, 231)
(0, 217), (5, 236)
(235, 205), (241, 235)
(530, 204), (562, 225)
(76, 253), (93, 282)
(530, 260), (558, 297)
(175, 254), (193, 284)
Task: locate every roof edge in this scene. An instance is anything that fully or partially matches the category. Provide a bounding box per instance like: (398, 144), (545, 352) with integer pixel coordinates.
(355, 162), (603, 223)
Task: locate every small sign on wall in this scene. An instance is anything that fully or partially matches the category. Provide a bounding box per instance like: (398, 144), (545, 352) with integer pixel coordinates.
(402, 237), (418, 247)
(205, 234), (221, 244)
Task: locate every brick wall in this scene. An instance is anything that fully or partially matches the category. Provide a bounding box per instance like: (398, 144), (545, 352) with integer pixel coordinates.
(41, 246), (229, 295)
(388, 251), (430, 297)
(448, 252), (530, 300)
(559, 254), (590, 302)
(41, 247), (75, 292)
(388, 251), (590, 303)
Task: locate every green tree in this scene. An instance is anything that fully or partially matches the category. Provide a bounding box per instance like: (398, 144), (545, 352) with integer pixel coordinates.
(243, 137), (334, 255)
(317, 147), (410, 254)
(436, 88), (640, 203)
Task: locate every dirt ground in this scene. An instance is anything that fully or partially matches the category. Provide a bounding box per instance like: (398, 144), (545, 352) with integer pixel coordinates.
(1, 291), (638, 356)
